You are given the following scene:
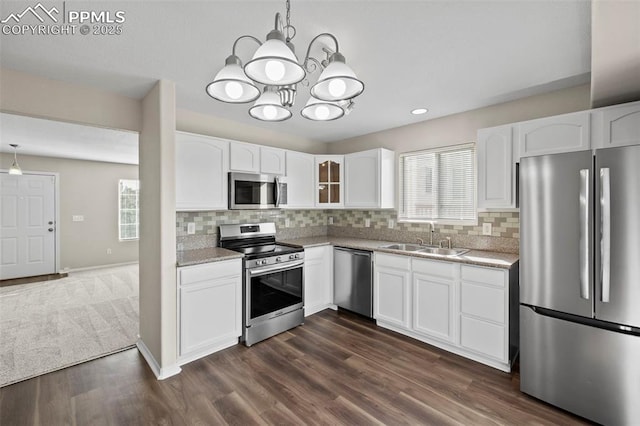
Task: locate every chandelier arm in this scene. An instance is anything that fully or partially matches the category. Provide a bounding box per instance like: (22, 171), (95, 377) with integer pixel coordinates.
(303, 56), (322, 74)
(303, 33), (340, 64)
(274, 12), (285, 32)
(231, 35), (263, 57)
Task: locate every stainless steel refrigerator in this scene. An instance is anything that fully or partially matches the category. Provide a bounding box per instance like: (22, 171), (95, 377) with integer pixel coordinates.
(520, 145), (640, 425)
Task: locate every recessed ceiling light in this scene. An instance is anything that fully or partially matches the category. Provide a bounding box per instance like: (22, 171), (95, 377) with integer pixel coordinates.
(411, 108), (428, 115)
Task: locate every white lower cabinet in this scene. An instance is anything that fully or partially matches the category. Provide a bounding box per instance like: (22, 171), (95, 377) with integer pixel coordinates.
(374, 252), (517, 372)
(304, 246), (335, 316)
(374, 253), (411, 328)
(177, 259), (242, 365)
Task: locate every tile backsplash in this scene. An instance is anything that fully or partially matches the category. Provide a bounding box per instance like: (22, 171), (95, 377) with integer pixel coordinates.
(177, 209), (519, 253)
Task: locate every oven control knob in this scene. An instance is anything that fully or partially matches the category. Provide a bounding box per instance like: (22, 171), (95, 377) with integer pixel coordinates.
(295, 253), (301, 259)
(289, 254), (295, 260)
(259, 259), (267, 265)
(276, 257), (282, 263)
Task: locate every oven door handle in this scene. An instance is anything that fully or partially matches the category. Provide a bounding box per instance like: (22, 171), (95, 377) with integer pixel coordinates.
(248, 260), (304, 276)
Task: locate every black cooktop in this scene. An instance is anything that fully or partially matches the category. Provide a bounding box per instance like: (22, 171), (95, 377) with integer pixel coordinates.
(226, 243), (302, 259)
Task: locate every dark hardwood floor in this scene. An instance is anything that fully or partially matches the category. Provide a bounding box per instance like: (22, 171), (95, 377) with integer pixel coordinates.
(0, 309), (590, 425)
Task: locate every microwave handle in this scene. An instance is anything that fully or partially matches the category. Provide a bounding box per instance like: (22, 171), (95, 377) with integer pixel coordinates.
(275, 176), (281, 208)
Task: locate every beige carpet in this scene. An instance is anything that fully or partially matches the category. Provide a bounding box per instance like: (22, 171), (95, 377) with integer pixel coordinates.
(0, 264), (139, 387)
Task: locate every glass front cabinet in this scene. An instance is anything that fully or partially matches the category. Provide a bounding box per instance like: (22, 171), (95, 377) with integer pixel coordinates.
(315, 155), (344, 207)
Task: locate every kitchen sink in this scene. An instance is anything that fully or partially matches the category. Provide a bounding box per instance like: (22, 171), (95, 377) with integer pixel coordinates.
(379, 243), (470, 257)
(418, 247), (470, 256)
(379, 243), (424, 251)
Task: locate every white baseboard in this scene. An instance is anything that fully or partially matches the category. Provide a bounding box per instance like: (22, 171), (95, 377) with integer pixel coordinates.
(178, 337), (239, 366)
(64, 261), (138, 274)
(136, 339), (181, 380)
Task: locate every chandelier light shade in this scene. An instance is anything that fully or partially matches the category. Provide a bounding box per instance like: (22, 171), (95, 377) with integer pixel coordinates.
(244, 30), (306, 86)
(311, 52), (364, 101)
(9, 144), (22, 175)
(301, 97), (344, 121)
(205, 0), (364, 122)
(205, 55), (261, 103)
(249, 86), (293, 121)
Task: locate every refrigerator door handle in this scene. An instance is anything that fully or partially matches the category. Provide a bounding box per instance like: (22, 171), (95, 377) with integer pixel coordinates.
(600, 167), (611, 303)
(579, 168), (590, 300)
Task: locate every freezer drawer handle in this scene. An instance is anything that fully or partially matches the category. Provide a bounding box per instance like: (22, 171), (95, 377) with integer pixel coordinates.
(579, 168), (590, 300)
(600, 168), (611, 303)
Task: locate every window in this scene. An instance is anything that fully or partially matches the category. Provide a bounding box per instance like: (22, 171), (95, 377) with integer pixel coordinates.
(118, 179), (140, 240)
(399, 143), (476, 223)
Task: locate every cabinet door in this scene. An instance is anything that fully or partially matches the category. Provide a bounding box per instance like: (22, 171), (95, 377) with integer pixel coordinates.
(518, 111), (590, 157)
(176, 132), (229, 211)
(260, 146), (286, 175)
(179, 261), (242, 356)
(593, 101), (640, 148)
(229, 141), (260, 172)
(374, 265), (411, 328)
(477, 125), (515, 208)
(315, 155), (344, 207)
(412, 272), (457, 343)
(286, 151), (316, 208)
(304, 246), (333, 316)
(345, 150), (379, 208)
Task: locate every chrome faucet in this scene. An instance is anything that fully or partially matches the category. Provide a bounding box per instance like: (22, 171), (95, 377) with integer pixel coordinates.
(427, 221), (435, 246)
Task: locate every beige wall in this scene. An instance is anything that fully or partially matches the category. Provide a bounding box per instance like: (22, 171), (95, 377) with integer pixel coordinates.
(176, 108), (327, 154)
(0, 154), (138, 270)
(327, 84), (591, 154)
(138, 80), (178, 373)
(0, 68), (142, 132)
(591, 0), (640, 108)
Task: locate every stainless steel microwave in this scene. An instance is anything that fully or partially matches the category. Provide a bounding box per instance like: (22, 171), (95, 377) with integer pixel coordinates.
(228, 172), (288, 210)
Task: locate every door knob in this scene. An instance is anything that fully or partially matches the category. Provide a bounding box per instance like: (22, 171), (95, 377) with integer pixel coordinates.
(48, 228), (54, 232)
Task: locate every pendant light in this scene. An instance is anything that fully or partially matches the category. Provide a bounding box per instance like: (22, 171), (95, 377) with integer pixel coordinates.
(301, 97), (344, 121)
(310, 52), (364, 102)
(205, 0), (364, 122)
(8, 144), (22, 175)
(249, 86), (293, 121)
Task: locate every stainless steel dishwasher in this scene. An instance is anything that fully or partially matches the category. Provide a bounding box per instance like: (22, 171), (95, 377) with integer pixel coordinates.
(333, 247), (373, 318)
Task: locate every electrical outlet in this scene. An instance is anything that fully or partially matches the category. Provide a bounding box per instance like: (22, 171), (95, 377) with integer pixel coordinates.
(388, 219), (395, 229)
(106, 248), (112, 255)
(72, 215), (84, 222)
(187, 222), (196, 235)
(328, 216), (334, 225)
(285, 218), (291, 228)
(365, 218), (371, 227)
(482, 222), (492, 236)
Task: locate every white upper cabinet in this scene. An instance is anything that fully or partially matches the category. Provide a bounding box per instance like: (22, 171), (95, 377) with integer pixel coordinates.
(344, 148), (395, 209)
(176, 132), (229, 211)
(315, 155), (344, 207)
(229, 141), (260, 173)
(229, 141), (286, 174)
(260, 146), (286, 175)
(477, 125), (516, 209)
(518, 110), (591, 157)
(286, 151), (316, 209)
(592, 100), (640, 149)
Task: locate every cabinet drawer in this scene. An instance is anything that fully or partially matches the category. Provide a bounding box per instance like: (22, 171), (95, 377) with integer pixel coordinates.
(461, 265), (506, 288)
(460, 316), (505, 361)
(412, 258), (456, 279)
(305, 246), (330, 261)
(461, 282), (505, 323)
(179, 259), (242, 286)
(375, 253), (410, 270)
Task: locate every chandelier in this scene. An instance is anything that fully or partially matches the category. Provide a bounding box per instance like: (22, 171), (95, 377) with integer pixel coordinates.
(205, 0), (364, 122)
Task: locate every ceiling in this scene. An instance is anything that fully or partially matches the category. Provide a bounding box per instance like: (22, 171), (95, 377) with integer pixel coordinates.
(0, 113), (138, 164)
(0, 0), (591, 145)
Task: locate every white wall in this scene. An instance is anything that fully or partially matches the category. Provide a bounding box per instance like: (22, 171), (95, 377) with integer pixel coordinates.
(0, 154), (138, 270)
(327, 84), (591, 154)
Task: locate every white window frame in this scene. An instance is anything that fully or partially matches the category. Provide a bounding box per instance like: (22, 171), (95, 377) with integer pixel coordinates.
(118, 179), (140, 241)
(398, 143), (477, 225)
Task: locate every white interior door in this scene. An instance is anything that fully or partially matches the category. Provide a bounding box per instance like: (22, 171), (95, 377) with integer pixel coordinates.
(1, 173), (56, 280)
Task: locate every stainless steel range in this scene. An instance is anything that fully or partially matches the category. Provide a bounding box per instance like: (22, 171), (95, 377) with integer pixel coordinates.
(219, 222), (304, 346)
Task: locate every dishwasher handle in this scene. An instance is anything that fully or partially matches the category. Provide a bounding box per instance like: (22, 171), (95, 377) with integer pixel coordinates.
(334, 247), (372, 257)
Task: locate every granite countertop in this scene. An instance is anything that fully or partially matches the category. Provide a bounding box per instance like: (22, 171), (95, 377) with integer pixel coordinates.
(278, 236), (519, 269)
(176, 247), (243, 267)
